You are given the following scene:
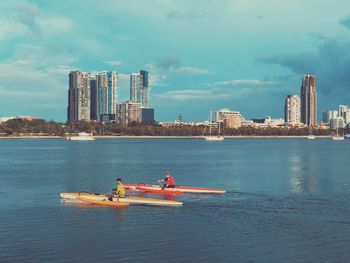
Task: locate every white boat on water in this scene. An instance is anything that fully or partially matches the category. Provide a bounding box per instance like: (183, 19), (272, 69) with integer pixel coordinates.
(203, 110), (224, 141)
(345, 134), (350, 139)
(332, 135), (344, 141)
(332, 123), (344, 141)
(206, 135), (224, 141)
(67, 132), (95, 141)
(307, 126), (316, 139)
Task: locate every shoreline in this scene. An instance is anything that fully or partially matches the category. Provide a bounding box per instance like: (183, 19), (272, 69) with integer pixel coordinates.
(0, 135), (333, 139)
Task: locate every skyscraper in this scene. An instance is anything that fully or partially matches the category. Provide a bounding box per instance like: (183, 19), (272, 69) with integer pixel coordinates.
(322, 110), (338, 124)
(300, 75), (317, 126)
(90, 76), (97, 120)
(338, 105), (348, 119)
(96, 71), (117, 120)
(284, 95), (301, 124)
(130, 70), (151, 107)
(67, 71), (91, 122)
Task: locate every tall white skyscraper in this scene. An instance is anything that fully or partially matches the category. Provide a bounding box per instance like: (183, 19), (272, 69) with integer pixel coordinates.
(95, 71), (117, 119)
(130, 70), (151, 107)
(67, 71), (91, 122)
(339, 105), (348, 119)
(284, 95), (301, 124)
(322, 110), (338, 124)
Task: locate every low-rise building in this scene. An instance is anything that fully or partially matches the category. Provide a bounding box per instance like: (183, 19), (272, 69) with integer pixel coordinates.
(224, 114), (242, 129)
(116, 101), (141, 125)
(141, 108), (155, 124)
(214, 108), (244, 128)
(330, 117), (345, 129)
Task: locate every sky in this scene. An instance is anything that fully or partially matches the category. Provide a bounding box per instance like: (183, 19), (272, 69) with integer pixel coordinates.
(1, 0), (350, 122)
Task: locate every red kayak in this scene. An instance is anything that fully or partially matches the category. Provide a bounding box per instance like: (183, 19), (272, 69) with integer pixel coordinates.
(136, 186), (183, 196)
(124, 184), (226, 194)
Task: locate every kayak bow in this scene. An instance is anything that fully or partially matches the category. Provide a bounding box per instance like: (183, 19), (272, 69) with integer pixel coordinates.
(76, 195), (129, 207)
(60, 192), (183, 206)
(124, 184), (226, 194)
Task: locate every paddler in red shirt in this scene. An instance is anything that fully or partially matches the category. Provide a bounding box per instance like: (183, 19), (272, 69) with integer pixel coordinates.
(158, 173), (176, 189)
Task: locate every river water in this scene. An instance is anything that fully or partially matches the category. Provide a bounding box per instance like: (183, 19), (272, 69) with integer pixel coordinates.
(0, 138), (349, 262)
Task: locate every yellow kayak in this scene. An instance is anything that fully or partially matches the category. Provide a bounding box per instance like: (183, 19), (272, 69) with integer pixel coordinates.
(60, 192), (183, 206)
(76, 195), (129, 207)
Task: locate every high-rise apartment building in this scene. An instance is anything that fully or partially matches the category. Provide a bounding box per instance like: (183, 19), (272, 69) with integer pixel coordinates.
(344, 111), (350, 124)
(96, 71), (117, 120)
(284, 95), (301, 124)
(338, 105), (348, 119)
(130, 70), (151, 107)
(300, 75), (317, 126)
(116, 101), (142, 125)
(67, 71), (91, 122)
(330, 117), (345, 129)
(322, 110), (338, 124)
(90, 76), (97, 120)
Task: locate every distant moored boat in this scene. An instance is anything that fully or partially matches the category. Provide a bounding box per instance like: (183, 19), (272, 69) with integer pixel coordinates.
(203, 110), (224, 141)
(67, 132), (95, 141)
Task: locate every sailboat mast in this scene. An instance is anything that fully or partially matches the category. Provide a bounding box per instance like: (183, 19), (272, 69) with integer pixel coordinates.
(209, 110), (212, 135)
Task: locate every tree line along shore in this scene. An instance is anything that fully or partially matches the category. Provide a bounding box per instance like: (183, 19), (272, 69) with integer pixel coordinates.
(0, 118), (347, 137)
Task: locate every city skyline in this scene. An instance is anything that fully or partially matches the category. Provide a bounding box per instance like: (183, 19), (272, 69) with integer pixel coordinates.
(1, 1), (350, 121)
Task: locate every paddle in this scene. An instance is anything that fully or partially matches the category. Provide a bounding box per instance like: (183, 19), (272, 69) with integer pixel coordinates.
(103, 189), (117, 201)
(158, 180), (165, 190)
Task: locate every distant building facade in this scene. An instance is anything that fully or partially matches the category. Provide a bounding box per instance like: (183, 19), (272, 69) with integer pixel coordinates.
(68, 71), (91, 122)
(338, 104), (350, 124)
(224, 114), (242, 128)
(116, 101), (142, 125)
(284, 95), (301, 124)
(214, 108), (243, 122)
(338, 105), (348, 119)
(90, 77), (97, 120)
(100, 114), (116, 123)
(130, 70), (151, 107)
(141, 108), (155, 124)
(322, 110), (338, 124)
(96, 71), (117, 120)
(300, 75), (317, 126)
(330, 117), (345, 129)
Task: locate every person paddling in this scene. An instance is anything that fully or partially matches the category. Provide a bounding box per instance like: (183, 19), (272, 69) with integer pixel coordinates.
(108, 178), (126, 200)
(158, 173), (176, 189)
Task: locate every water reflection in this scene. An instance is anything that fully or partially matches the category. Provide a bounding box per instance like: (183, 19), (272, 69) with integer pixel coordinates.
(288, 148), (318, 193)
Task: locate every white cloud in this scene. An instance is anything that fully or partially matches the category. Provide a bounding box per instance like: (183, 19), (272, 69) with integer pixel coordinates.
(118, 73), (129, 81)
(208, 79), (276, 87)
(37, 17), (73, 35)
(157, 78), (280, 102)
(0, 59), (71, 104)
(103, 60), (123, 66)
(0, 19), (29, 39)
(175, 66), (211, 75)
(157, 89), (213, 101)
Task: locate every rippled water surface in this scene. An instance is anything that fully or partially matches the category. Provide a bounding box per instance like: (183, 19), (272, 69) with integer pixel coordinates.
(0, 138), (349, 262)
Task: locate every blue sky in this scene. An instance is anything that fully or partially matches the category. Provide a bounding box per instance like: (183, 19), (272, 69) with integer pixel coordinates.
(1, 0), (350, 122)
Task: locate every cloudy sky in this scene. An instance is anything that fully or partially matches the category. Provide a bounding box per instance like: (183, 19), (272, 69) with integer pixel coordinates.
(1, 0), (350, 122)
